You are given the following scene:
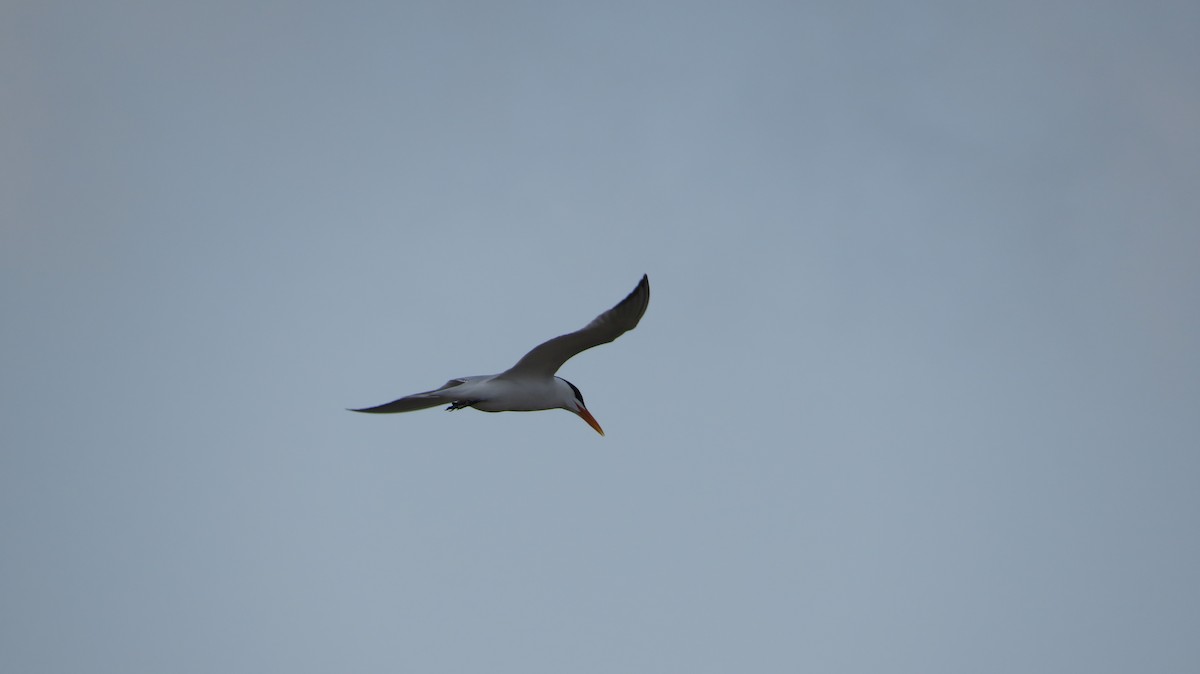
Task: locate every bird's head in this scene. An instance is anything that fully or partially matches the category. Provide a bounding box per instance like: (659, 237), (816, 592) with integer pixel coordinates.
(556, 377), (604, 436)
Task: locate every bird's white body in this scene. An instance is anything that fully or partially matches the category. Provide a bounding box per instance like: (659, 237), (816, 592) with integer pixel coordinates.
(434, 375), (578, 412)
(350, 275), (650, 435)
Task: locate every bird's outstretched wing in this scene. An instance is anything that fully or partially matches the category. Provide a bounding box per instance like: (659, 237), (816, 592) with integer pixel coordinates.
(349, 378), (468, 414)
(496, 274), (650, 380)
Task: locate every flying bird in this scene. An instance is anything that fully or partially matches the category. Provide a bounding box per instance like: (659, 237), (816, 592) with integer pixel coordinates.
(350, 274), (650, 435)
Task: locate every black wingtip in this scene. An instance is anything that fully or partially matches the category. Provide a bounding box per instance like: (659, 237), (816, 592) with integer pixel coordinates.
(628, 274), (650, 321)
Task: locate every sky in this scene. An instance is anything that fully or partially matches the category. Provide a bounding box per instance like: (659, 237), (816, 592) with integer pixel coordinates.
(2, 1), (1199, 672)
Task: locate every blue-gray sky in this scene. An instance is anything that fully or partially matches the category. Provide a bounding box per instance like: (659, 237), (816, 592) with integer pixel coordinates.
(3, 1), (1198, 672)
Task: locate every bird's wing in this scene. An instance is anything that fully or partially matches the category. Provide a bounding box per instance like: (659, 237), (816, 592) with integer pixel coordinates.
(348, 378), (468, 414)
(496, 274), (650, 380)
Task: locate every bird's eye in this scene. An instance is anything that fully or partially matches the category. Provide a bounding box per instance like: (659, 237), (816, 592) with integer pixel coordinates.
(564, 379), (585, 405)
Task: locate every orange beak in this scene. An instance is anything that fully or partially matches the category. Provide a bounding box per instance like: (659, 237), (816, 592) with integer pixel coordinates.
(574, 406), (605, 436)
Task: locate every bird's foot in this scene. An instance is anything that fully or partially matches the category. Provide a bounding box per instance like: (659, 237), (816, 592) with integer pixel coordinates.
(445, 401), (476, 411)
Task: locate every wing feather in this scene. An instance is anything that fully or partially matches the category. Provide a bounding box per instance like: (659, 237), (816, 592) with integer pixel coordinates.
(497, 274), (650, 379)
(348, 379), (467, 414)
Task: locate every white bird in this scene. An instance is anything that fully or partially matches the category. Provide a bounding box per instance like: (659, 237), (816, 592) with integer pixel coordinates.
(350, 274), (650, 435)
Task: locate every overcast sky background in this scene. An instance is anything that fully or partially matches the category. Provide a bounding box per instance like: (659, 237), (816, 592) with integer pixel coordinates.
(3, 1), (1199, 672)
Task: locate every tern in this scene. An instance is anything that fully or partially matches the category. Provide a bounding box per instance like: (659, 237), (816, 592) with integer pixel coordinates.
(350, 274), (649, 435)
